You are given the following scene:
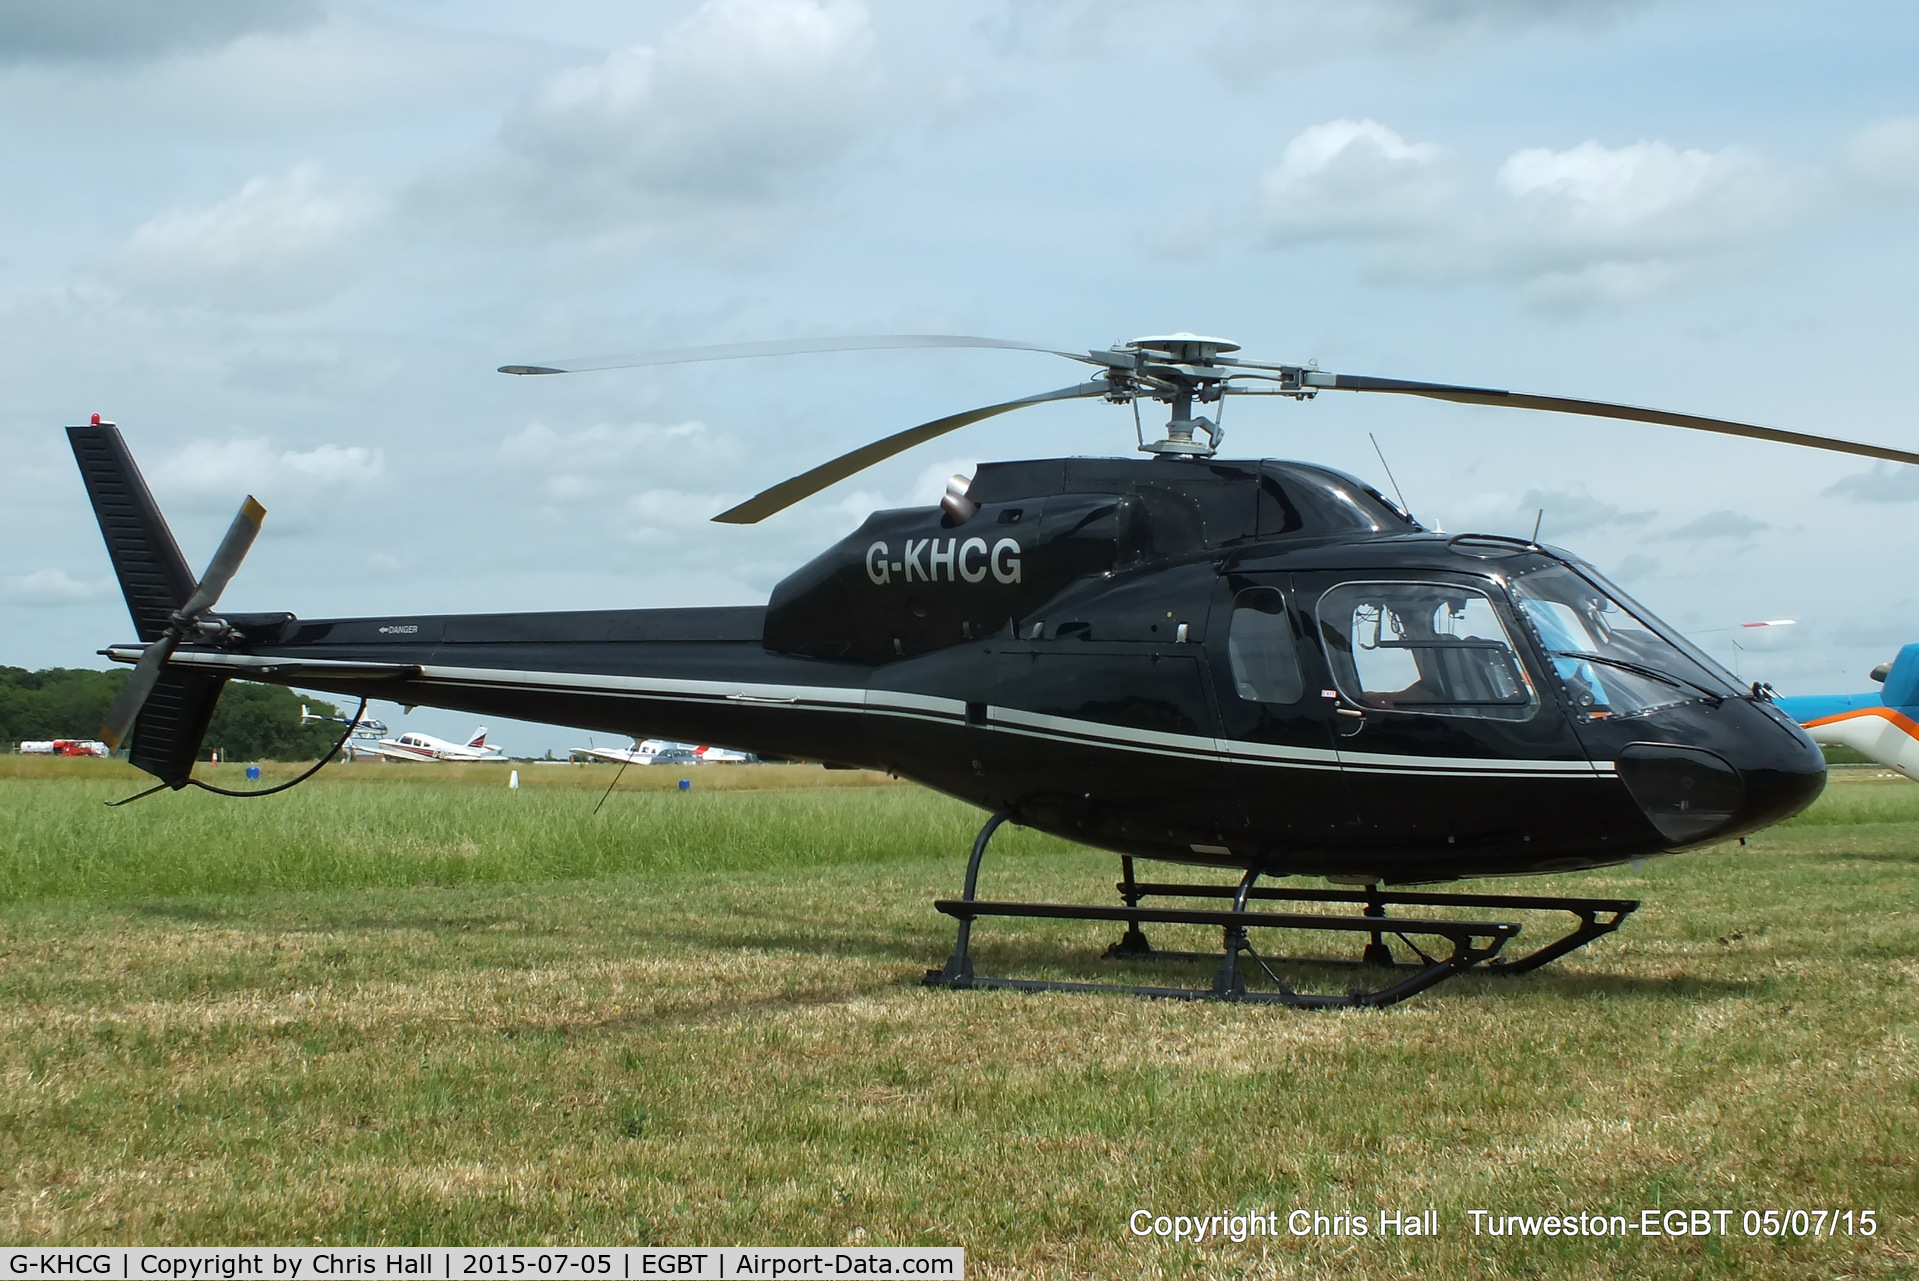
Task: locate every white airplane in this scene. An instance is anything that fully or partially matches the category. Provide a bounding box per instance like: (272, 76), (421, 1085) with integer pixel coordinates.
(372, 727), (506, 763)
(570, 739), (660, 765)
(301, 703), (391, 761)
(570, 738), (756, 765)
(300, 703), (389, 737)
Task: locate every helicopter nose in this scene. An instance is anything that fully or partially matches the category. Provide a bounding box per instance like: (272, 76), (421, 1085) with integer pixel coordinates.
(1612, 701), (1826, 845)
(1728, 704), (1829, 834)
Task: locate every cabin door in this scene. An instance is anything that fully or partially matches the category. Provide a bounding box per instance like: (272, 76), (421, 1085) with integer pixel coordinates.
(1201, 572), (1358, 852)
(1293, 570), (1593, 851)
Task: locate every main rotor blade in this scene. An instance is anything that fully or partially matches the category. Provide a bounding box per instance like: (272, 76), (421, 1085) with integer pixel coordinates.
(178, 496), (266, 618)
(1316, 374), (1919, 467)
(99, 636), (176, 750)
(712, 381), (1110, 524)
(501, 334), (1093, 377)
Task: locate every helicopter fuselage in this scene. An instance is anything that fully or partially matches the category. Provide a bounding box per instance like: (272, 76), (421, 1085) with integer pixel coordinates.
(116, 455), (1825, 883)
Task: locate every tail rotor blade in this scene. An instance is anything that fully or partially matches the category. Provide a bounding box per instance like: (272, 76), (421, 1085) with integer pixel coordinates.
(178, 496), (265, 618)
(99, 636), (176, 750)
(712, 381), (1109, 524)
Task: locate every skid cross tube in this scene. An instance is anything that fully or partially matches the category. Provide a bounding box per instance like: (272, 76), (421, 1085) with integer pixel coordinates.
(921, 817), (1630, 1007)
(1115, 881), (1639, 975)
(926, 899), (1518, 1008)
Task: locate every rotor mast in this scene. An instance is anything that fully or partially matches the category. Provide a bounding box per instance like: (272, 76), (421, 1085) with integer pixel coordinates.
(1114, 333), (1238, 458)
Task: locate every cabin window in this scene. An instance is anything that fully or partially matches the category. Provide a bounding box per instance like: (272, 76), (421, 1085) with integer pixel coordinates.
(1318, 581), (1534, 720)
(1228, 587), (1305, 704)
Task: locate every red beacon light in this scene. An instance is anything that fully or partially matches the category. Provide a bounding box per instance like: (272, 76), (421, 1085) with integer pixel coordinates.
(89, 412), (115, 427)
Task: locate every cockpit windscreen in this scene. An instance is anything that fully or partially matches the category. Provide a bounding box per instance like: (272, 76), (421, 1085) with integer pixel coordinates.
(1508, 563), (1740, 719)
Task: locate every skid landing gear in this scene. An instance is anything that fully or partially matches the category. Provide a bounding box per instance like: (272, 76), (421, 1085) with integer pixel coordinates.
(922, 821), (1639, 1009)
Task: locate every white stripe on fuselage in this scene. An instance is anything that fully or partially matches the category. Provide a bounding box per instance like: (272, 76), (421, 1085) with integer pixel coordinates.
(116, 647), (1614, 779)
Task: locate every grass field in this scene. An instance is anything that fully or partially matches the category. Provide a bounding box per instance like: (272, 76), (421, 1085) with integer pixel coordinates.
(0, 758), (1913, 1278)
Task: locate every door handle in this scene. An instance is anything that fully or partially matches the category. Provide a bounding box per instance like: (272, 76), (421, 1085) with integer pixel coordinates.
(1336, 708), (1364, 718)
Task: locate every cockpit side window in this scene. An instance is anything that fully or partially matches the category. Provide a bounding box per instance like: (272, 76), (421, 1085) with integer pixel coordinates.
(1317, 580), (1536, 720)
(1228, 587), (1305, 704)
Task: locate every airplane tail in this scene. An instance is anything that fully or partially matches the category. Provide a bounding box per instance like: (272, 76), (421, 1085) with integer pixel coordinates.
(1880, 643), (1919, 713)
(467, 728), (489, 749)
(69, 422), (230, 788)
(1788, 642), (1919, 780)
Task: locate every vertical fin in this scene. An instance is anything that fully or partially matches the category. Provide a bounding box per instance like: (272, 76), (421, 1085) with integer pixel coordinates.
(129, 670), (229, 788)
(69, 423), (228, 787)
(1883, 643), (1919, 712)
(67, 424), (195, 641)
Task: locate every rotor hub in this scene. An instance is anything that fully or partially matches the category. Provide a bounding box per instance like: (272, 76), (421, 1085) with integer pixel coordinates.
(1127, 333), (1240, 364)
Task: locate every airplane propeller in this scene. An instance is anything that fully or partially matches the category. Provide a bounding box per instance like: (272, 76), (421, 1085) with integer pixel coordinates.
(501, 332), (1919, 524)
(99, 496), (265, 750)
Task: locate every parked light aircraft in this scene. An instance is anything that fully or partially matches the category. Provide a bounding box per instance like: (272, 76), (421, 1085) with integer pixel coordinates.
(300, 703), (389, 738)
(373, 728), (505, 763)
(300, 703), (389, 762)
(571, 738), (755, 764)
(1775, 644), (1919, 778)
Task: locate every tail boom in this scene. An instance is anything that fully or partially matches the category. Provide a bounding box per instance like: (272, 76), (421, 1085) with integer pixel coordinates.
(103, 605), (884, 768)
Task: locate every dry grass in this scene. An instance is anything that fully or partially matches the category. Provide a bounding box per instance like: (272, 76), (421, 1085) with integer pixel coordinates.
(0, 768), (1911, 1279)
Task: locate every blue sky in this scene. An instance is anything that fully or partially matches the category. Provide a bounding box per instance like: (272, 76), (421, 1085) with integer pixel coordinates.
(4, 0), (1917, 754)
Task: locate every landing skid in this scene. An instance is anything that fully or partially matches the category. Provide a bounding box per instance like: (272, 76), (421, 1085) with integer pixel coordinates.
(922, 815), (1640, 1009)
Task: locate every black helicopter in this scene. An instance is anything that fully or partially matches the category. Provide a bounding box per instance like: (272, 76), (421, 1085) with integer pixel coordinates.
(72, 334), (1919, 1007)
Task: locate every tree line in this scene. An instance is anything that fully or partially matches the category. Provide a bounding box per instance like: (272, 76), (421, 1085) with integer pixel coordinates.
(1, 667), (346, 761)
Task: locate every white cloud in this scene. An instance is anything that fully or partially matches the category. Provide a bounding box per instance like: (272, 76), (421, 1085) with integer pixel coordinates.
(1845, 116), (1919, 197)
(444, 0), (877, 245)
(111, 165), (379, 310)
(150, 438), (384, 497)
(1825, 462), (1919, 503)
(1257, 120), (1450, 244)
(499, 420), (733, 507)
(501, 420), (713, 468)
(1498, 140), (1781, 245)
(1491, 140), (1791, 302)
(623, 488), (743, 541)
(281, 444), (384, 486)
(1241, 127), (1804, 305)
(1241, 124), (1798, 302)
(4, 569), (113, 605)
(1515, 487), (1654, 537)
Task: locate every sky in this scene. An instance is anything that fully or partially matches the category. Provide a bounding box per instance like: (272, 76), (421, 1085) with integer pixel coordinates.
(3, 0), (1917, 756)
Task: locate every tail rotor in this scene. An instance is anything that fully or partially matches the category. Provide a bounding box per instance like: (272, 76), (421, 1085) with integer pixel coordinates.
(99, 496), (265, 749)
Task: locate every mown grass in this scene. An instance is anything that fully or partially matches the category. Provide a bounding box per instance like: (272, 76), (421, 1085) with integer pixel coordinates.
(0, 761), (914, 903)
(0, 766), (1912, 1279)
